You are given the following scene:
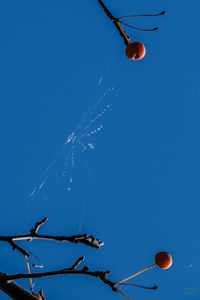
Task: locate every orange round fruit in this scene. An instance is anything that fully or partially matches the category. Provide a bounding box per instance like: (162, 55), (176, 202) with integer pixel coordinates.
(155, 252), (172, 269)
(125, 42), (146, 60)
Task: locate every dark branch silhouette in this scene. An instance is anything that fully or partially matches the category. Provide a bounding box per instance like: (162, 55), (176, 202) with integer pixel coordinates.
(0, 274), (37, 300)
(0, 218), (159, 300)
(98, 0), (165, 45)
(1, 257), (117, 292)
(0, 256), (157, 300)
(0, 217), (104, 256)
(98, 0), (130, 45)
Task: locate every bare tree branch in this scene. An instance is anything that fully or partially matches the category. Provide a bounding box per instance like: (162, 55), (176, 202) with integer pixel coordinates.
(0, 255), (158, 300)
(0, 220), (159, 300)
(1, 257), (117, 293)
(98, 0), (130, 45)
(0, 218), (104, 256)
(98, 0), (165, 44)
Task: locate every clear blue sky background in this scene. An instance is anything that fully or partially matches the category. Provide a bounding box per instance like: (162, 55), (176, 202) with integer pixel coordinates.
(0, 0), (199, 299)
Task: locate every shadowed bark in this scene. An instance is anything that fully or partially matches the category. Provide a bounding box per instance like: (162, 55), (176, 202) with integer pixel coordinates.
(0, 273), (36, 300)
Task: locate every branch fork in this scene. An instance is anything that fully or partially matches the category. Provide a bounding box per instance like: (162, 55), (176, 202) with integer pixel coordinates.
(0, 217), (104, 257)
(98, 0), (165, 45)
(0, 218), (159, 300)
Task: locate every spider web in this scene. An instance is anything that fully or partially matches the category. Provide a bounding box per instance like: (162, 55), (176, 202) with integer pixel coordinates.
(27, 78), (116, 216)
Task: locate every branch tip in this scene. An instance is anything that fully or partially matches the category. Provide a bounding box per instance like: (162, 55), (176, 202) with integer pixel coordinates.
(30, 217), (48, 235)
(70, 256), (85, 270)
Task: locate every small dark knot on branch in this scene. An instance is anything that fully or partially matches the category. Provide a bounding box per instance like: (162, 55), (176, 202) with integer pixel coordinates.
(82, 266), (89, 272)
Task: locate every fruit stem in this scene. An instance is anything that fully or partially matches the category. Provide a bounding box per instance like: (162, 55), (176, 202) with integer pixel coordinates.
(98, 0), (130, 45)
(118, 11), (166, 20)
(119, 20), (158, 32)
(118, 283), (158, 290)
(116, 287), (132, 300)
(115, 264), (157, 286)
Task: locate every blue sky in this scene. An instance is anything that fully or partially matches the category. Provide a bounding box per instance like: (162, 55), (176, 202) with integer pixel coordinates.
(0, 0), (200, 299)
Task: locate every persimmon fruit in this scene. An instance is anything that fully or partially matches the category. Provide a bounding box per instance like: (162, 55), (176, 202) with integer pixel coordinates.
(125, 42), (146, 60)
(155, 252), (173, 269)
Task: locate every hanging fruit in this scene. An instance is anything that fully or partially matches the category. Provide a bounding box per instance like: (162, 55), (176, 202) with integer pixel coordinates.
(125, 42), (146, 60)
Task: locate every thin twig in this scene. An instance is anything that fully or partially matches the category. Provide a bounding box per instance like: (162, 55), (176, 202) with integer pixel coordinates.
(8, 240), (30, 257)
(118, 11), (166, 20)
(119, 20), (158, 32)
(118, 283), (158, 290)
(70, 256), (85, 270)
(116, 287), (132, 300)
(30, 217), (48, 235)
